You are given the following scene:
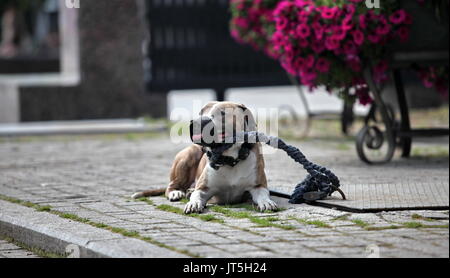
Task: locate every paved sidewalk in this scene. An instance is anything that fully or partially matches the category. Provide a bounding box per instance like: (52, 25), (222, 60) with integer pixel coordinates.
(0, 135), (448, 258)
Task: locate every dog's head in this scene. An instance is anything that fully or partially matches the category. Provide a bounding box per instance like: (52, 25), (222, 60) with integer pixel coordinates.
(189, 101), (257, 147)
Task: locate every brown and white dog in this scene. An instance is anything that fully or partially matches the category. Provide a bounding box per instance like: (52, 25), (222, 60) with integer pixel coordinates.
(132, 101), (278, 214)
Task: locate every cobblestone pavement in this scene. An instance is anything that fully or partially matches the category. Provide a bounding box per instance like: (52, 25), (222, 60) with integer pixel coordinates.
(0, 239), (40, 258)
(0, 135), (448, 258)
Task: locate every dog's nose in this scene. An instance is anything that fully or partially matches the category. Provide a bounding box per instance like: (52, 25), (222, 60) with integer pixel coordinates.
(190, 116), (215, 145)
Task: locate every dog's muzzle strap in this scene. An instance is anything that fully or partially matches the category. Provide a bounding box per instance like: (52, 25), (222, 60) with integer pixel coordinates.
(204, 143), (254, 170)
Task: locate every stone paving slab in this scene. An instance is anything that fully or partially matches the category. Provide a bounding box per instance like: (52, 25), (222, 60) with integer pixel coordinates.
(314, 182), (449, 212)
(0, 136), (448, 258)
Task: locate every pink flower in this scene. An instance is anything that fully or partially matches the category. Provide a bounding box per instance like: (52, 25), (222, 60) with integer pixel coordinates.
(321, 6), (338, 19)
(296, 23), (311, 39)
(342, 15), (354, 31)
(346, 55), (361, 72)
(352, 29), (364, 45)
(376, 18), (391, 35)
(311, 39), (325, 53)
(355, 86), (373, 106)
(300, 69), (317, 85)
(305, 54), (315, 68)
(329, 26), (347, 41)
(281, 60), (297, 76)
(298, 38), (309, 48)
(293, 57), (305, 71)
(325, 36), (340, 50)
(345, 4), (356, 15)
(359, 14), (367, 29)
(316, 58), (331, 73)
(230, 29), (243, 43)
(312, 21), (325, 40)
(373, 60), (389, 83)
(276, 17), (289, 31)
(343, 41), (358, 55)
(389, 9), (407, 24)
(295, 0), (310, 8)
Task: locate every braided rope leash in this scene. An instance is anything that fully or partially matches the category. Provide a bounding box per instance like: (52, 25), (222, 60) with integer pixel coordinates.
(209, 131), (346, 204)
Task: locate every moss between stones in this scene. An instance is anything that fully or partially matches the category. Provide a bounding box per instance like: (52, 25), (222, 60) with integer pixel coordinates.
(156, 204), (224, 224)
(210, 206), (295, 230)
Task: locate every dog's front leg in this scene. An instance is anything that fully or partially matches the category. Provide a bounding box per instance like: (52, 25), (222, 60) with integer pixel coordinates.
(184, 189), (213, 214)
(184, 170), (213, 214)
(249, 186), (278, 212)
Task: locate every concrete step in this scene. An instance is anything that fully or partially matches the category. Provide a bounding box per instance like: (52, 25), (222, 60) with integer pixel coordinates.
(0, 200), (188, 258)
(0, 119), (166, 137)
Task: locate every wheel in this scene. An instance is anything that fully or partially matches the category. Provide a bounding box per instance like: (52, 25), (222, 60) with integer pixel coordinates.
(356, 125), (396, 164)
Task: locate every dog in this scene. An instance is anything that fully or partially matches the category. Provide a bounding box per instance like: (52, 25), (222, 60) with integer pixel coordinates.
(132, 101), (278, 214)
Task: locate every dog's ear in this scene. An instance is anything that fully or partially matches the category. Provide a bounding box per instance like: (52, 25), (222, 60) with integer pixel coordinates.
(199, 102), (218, 116)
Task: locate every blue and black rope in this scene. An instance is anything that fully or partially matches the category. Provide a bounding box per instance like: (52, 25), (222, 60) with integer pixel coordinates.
(206, 131), (346, 204)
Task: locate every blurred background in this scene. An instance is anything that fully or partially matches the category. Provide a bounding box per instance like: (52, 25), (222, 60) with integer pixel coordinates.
(0, 0), (447, 147)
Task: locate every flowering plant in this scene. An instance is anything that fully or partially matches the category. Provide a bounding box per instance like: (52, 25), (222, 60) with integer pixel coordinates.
(230, 0), (280, 59)
(230, 0), (449, 105)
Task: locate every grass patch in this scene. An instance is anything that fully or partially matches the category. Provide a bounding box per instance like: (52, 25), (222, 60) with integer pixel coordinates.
(249, 217), (296, 230)
(58, 213), (90, 223)
(403, 222), (424, 229)
(36, 205), (52, 212)
(411, 214), (436, 222)
(156, 204), (224, 224)
(332, 215), (350, 221)
(110, 227), (140, 237)
(210, 206), (252, 219)
(137, 197), (154, 206)
(0, 194), (53, 212)
(351, 219), (370, 228)
(223, 203), (286, 213)
(179, 198), (189, 204)
(157, 204), (183, 214)
(211, 206), (295, 230)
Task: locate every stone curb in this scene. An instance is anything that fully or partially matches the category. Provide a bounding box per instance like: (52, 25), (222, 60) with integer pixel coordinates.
(0, 200), (188, 258)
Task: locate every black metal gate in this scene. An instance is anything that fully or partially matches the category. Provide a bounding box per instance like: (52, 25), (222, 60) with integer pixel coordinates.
(143, 0), (290, 100)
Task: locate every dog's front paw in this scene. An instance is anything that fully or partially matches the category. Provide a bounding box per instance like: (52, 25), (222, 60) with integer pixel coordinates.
(168, 190), (185, 202)
(256, 199), (278, 212)
(184, 200), (204, 214)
